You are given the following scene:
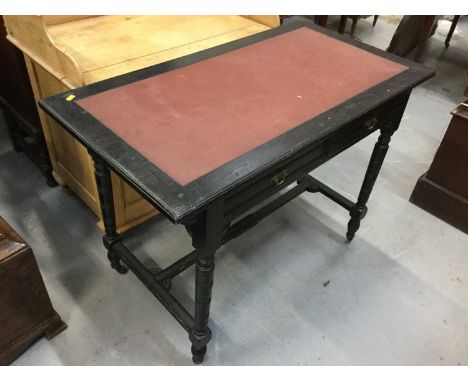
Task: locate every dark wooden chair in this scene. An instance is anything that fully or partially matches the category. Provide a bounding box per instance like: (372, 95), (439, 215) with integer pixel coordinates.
(387, 16), (461, 62)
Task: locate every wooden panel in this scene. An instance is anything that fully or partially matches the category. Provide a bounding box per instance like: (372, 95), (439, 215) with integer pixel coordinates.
(104, 174), (157, 233)
(83, 24), (273, 84)
(122, 180), (145, 204)
(47, 16), (271, 73)
(33, 63), (100, 214)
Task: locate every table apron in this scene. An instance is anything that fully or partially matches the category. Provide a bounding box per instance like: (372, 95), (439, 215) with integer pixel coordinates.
(221, 94), (408, 222)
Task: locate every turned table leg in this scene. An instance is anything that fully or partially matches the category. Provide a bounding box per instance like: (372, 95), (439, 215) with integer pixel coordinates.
(347, 126), (398, 241)
(92, 155), (128, 274)
(190, 248), (215, 364)
(188, 203), (223, 364)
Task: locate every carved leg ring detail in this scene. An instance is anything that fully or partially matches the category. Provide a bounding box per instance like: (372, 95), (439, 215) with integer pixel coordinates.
(346, 128), (394, 241)
(93, 157), (128, 275)
(346, 205), (367, 241)
(190, 255), (215, 364)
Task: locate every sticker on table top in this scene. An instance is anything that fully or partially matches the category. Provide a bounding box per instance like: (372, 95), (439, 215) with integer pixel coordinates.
(66, 94), (76, 101)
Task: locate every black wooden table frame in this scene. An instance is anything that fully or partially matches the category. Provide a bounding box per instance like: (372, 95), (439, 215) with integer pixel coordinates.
(40, 17), (434, 364)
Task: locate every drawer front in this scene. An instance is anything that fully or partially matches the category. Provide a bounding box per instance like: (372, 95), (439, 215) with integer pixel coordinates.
(327, 99), (405, 158)
(224, 143), (324, 220)
(327, 113), (380, 157)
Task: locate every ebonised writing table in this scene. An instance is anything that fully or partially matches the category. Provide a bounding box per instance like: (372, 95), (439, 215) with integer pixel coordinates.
(40, 17), (434, 364)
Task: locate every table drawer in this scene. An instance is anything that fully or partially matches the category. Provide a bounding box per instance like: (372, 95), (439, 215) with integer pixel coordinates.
(327, 113), (380, 156)
(224, 143), (324, 220)
(327, 99), (405, 158)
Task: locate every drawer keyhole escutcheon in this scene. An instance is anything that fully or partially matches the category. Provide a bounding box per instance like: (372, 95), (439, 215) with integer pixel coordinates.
(270, 169), (288, 186)
(365, 117), (378, 131)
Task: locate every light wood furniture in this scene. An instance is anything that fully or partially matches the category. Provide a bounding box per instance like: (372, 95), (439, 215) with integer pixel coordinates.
(3, 15), (279, 232)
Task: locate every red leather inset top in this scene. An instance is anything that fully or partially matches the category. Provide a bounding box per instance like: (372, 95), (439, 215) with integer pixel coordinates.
(77, 27), (407, 185)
